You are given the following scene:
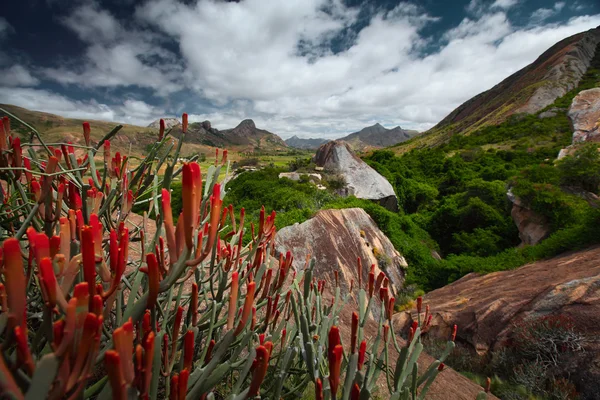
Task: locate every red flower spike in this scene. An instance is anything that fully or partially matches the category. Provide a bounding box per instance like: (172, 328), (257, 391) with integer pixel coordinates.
(368, 271), (375, 298)
(39, 257), (58, 308)
(2, 116), (9, 134)
(161, 188), (177, 263)
(183, 330), (195, 371)
(12, 138), (22, 179)
(143, 332), (155, 396)
(178, 369), (189, 400)
(33, 232), (50, 266)
(82, 122), (91, 146)
(248, 345), (270, 397)
(315, 378), (324, 400)
(222, 149), (228, 165)
(169, 374), (179, 400)
(263, 341), (273, 357)
(182, 113), (188, 133)
(281, 328), (287, 351)
(191, 283), (198, 326)
(438, 363), (445, 371)
(383, 324), (389, 343)
(351, 312), (358, 353)
(14, 326), (34, 375)
(49, 235), (60, 259)
(259, 333), (265, 345)
(358, 340), (367, 370)
(334, 270), (339, 288)
(92, 295), (103, 316)
(113, 318), (135, 384)
(145, 253), (160, 310)
(3, 238), (26, 329)
(81, 226), (96, 301)
(181, 163), (194, 249)
(251, 306), (257, 330)
(204, 183), (222, 256)
(452, 324), (457, 342)
(105, 350), (126, 400)
(227, 272), (239, 330)
(234, 281), (255, 336)
(328, 326), (341, 363)
(328, 344), (343, 399)
(0, 122), (5, 150)
(159, 119), (165, 141)
(104, 140), (111, 166)
(485, 377), (491, 393)
(204, 339), (215, 365)
(417, 296), (423, 314)
(351, 383), (361, 400)
(387, 297), (395, 320)
(408, 327), (415, 343)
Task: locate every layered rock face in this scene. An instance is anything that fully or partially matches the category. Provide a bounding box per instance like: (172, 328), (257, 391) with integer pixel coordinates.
(557, 87), (600, 158)
(394, 245), (600, 398)
(147, 117), (180, 129)
(275, 208), (406, 296)
(314, 141), (398, 211)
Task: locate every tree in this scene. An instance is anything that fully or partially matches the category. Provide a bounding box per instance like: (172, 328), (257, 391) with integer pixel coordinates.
(557, 143), (600, 194)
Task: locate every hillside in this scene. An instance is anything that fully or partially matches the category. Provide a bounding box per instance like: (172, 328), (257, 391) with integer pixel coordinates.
(0, 104), (288, 157)
(340, 123), (419, 151)
(284, 135), (328, 149)
(393, 25), (600, 153)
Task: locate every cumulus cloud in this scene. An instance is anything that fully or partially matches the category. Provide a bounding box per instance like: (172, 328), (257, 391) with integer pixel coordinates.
(0, 17), (13, 39)
(0, 65), (39, 87)
(530, 2), (567, 24)
(5, 0), (600, 137)
(0, 87), (164, 126)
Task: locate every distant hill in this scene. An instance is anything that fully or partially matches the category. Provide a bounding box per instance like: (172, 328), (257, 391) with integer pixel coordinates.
(394, 26), (600, 152)
(285, 135), (328, 149)
(169, 118), (288, 153)
(0, 104), (288, 156)
(339, 123), (419, 151)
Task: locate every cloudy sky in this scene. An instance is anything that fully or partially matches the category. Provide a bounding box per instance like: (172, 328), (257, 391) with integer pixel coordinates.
(0, 0), (599, 139)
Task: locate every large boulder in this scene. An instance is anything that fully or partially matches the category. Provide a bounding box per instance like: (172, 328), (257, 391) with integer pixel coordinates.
(147, 117), (181, 130)
(507, 190), (551, 246)
(394, 245), (600, 398)
(559, 87), (600, 158)
(275, 208), (492, 398)
(314, 141), (398, 211)
(275, 208), (406, 298)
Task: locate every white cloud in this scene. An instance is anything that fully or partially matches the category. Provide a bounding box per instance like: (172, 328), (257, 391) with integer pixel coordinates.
(530, 2), (568, 24)
(0, 87), (164, 126)
(491, 0), (518, 10)
(8, 0), (600, 139)
(0, 65), (40, 87)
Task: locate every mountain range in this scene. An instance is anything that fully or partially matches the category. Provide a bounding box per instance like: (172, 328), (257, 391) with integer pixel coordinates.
(339, 123), (419, 151)
(396, 25), (600, 152)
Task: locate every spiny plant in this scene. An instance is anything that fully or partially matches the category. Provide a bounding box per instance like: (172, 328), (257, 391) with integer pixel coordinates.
(0, 109), (487, 399)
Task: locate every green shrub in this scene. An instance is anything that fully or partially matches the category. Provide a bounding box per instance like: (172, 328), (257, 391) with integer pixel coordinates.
(557, 143), (600, 194)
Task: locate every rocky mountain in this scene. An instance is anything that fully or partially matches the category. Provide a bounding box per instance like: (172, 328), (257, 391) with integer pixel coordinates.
(399, 26), (600, 150)
(0, 104), (288, 155)
(170, 118), (288, 152)
(284, 135), (328, 149)
(340, 123), (419, 151)
(147, 117), (180, 130)
(314, 140), (398, 211)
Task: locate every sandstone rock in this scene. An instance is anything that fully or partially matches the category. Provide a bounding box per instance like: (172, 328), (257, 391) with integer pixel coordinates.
(201, 120), (212, 130)
(507, 190), (551, 246)
(313, 141), (398, 211)
(394, 245), (600, 398)
(569, 88), (600, 144)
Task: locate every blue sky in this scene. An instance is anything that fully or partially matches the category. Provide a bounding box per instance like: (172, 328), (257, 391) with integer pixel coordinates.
(0, 0), (599, 139)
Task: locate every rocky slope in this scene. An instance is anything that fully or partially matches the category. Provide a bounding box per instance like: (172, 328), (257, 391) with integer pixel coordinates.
(397, 26), (600, 151)
(394, 245), (600, 398)
(340, 123), (419, 151)
(284, 135), (328, 149)
(314, 141), (398, 211)
(147, 117), (180, 130)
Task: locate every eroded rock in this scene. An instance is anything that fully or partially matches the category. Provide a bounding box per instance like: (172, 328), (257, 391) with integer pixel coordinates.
(314, 141), (398, 211)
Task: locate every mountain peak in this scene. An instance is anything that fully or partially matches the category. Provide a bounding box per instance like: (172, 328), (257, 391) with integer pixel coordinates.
(238, 119), (256, 129)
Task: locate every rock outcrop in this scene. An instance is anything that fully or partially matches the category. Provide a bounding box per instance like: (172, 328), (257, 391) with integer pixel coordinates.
(278, 172), (321, 182)
(394, 245), (600, 398)
(559, 87), (600, 158)
(275, 208), (406, 296)
(507, 190), (551, 246)
(314, 141), (398, 211)
(275, 208), (492, 398)
(147, 117), (180, 130)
